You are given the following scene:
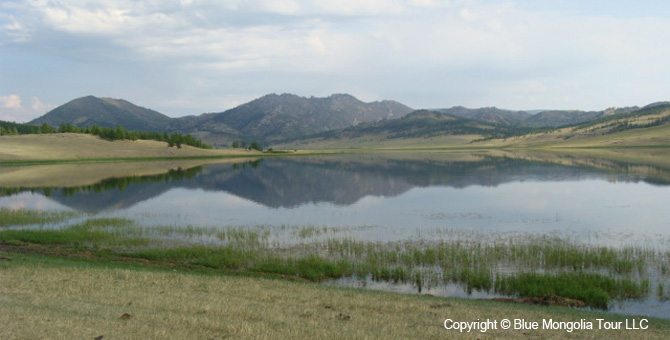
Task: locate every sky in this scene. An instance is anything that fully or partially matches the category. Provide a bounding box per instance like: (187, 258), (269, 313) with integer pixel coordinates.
(1, 0), (670, 122)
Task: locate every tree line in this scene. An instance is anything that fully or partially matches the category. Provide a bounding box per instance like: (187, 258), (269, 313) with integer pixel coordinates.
(230, 140), (263, 151)
(0, 120), (212, 149)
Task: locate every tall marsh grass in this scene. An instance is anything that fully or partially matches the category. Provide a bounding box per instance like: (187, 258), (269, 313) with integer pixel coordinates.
(0, 208), (79, 227)
(1, 212), (667, 309)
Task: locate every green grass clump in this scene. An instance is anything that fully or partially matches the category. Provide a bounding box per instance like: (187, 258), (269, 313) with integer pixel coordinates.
(249, 255), (353, 281)
(127, 246), (256, 269)
(0, 229), (108, 245)
(494, 272), (646, 309)
(371, 266), (407, 283)
(0, 208), (79, 227)
(0, 217), (145, 247)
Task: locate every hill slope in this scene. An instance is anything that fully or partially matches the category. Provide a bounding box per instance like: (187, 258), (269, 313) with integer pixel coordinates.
(522, 109), (604, 128)
(278, 109), (514, 148)
(30, 96), (173, 132)
(433, 106), (641, 128)
(436, 106), (531, 125)
(475, 103), (670, 148)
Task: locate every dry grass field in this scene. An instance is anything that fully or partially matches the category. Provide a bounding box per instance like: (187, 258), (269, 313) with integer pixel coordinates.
(0, 158), (260, 188)
(0, 133), (259, 161)
(2, 253), (669, 340)
(475, 122), (670, 149)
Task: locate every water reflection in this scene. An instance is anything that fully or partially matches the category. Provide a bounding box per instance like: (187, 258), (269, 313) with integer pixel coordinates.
(2, 150), (670, 212)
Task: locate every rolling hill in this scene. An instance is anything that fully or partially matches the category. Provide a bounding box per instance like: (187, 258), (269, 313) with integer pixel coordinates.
(433, 105), (640, 128)
(474, 103), (670, 148)
(30, 96), (173, 132)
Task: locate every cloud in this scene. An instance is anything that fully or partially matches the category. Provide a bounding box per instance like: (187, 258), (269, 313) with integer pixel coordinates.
(0, 94), (54, 122)
(0, 94), (22, 109)
(2, 0), (670, 116)
(31, 96), (52, 113)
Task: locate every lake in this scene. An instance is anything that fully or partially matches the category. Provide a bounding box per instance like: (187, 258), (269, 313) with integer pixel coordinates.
(2, 149), (670, 318)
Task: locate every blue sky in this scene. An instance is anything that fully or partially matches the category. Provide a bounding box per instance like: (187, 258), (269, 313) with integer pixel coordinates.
(2, 0), (670, 122)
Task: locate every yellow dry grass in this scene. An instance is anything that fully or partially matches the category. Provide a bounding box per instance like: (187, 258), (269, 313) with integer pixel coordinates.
(474, 123), (670, 149)
(0, 158), (258, 188)
(0, 133), (259, 161)
(2, 258), (668, 340)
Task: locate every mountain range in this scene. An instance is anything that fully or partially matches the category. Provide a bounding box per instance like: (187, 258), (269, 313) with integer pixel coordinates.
(25, 93), (668, 147)
(29, 94), (413, 146)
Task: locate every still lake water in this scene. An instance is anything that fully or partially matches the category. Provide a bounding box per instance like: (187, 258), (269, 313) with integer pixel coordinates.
(2, 151), (670, 318)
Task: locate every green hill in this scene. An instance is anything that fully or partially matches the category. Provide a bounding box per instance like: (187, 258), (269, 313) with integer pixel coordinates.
(29, 96), (173, 132)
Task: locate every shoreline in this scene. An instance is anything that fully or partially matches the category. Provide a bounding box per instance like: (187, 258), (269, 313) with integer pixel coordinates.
(2, 249), (670, 339)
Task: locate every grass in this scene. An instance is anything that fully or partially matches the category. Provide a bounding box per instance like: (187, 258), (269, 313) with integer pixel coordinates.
(495, 272), (647, 309)
(0, 208), (79, 227)
(0, 133), (259, 162)
(3, 251), (670, 340)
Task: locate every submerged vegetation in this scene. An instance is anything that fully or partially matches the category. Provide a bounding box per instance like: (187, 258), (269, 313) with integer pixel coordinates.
(1, 209), (667, 310)
(0, 208), (80, 227)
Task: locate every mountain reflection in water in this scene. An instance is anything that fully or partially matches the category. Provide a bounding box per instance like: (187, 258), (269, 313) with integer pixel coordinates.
(2, 151), (669, 212)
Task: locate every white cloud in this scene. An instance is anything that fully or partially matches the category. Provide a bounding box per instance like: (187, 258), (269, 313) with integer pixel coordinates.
(0, 94), (22, 109)
(31, 96), (53, 113)
(0, 94), (54, 122)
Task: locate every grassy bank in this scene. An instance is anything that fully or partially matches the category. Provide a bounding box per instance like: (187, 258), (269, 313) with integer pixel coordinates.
(0, 158), (262, 188)
(2, 251), (670, 340)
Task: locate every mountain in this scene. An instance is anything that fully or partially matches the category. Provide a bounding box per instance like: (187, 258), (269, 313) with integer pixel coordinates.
(435, 106), (531, 125)
(28, 93), (413, 146)
(167, 113), (249, 147)
(173, 93), (414, 143)
(30, 96), (173, 132)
